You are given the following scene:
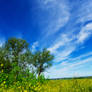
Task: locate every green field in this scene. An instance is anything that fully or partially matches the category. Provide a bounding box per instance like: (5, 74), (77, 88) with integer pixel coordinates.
(41, 78), (92, 92)
(1, 78), (92, 92)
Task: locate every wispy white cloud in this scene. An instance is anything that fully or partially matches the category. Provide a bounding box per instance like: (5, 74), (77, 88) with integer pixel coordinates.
(44, 52), (92, 78)
(77, 0), (92, 23)
(31, 41), (39, 52)
(47, 32), (77, 62)
(54, 46), (75, 62)
(77, 23), (92, 43)
(48, 34), (73, 53)
(47, 22), (92, 63)
(39, 0), (92, 78)
(58, 56), (92, 75)
(45, 22), (92, 78)
(68, 52), (92, 62)
(38, 0), (70, 37)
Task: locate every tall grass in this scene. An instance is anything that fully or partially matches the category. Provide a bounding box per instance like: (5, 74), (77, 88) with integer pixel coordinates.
(40, 78), (92, 92)
(1, 78), (92, 92)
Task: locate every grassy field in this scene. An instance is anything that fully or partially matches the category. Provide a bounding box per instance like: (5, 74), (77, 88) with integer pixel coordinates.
(1, 78), (92, 92)
(41, 78), (92, 92)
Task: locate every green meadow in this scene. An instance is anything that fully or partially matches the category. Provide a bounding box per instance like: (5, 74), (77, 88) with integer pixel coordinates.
(1, 78), (92, 92)
(41, 78), (92, 92)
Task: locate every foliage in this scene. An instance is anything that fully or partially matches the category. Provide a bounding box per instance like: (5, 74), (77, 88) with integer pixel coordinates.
(0, 37), (53, 92)
(0, 62), (46, 92)
(32, 48), (54, 76)
(0, 37), (92, 92)
(5, 37), (29, 67)
(0, 48), (12, 73)
(41, 79), (92, 92)
(1, 77), (92, 92)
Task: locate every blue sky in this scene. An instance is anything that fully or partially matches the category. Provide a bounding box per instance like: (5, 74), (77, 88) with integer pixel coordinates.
(0, 0), (92, 78)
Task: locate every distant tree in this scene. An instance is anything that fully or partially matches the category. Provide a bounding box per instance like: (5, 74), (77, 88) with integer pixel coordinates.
(32, 48), (54, 76)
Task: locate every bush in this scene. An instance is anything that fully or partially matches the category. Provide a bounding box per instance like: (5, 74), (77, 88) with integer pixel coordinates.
(0, 63), (46, 91)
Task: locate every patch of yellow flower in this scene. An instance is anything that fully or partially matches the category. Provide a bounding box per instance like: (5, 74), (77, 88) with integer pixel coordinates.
(24, 90), (27, 92)
(1, 64), (3, 67)
(1, 70), (3, 73)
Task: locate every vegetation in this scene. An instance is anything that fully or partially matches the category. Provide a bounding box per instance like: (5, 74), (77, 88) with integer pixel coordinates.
(1, 77), (92, 92)
(0, 37), (53, 92)
(31, 48), (54, 76)
(0, 37), (92, 92)
(39, 78), (92, 92)
(47, 78), (92, 92)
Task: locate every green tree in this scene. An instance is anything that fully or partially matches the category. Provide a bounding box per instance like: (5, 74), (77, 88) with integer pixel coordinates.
(4, 37), (31, 79)
(20, 50), (33, 71)
(5, 37), (29, 66)
(32, 48), (54, 76)
(0, 47), (12, 73)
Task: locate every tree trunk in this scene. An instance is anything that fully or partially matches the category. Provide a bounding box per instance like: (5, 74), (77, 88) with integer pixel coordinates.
(38, 72), (41, 76)
(38, 67), (42, 76)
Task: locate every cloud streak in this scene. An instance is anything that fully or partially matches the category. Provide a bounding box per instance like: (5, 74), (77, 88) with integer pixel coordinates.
(42, 0), (92, 78)
(38, 0), (70, 37)
(77, 23), (92, 43)
(44, 52), (92, 78)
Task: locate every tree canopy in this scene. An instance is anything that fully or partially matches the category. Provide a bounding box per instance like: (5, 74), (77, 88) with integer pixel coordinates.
(0, 37), (54, 76)
(32, 48), (54, 76)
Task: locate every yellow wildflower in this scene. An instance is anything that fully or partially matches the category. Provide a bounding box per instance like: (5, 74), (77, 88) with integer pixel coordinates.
(24, 90), (27, 92)
(1, 64), (3, 67)
(1, 70), (3, 73)
(18, 86), (21, 88)
(3, 81), (6, 84)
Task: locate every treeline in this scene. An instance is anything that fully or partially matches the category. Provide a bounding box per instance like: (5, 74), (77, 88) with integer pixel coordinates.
(48, 76), (92, 80)
(0, 37), (54, 90)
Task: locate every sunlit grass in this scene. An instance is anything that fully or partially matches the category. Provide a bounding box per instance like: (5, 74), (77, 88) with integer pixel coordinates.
(1, 78), (92, 92)
(41, 78), (92, 92)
